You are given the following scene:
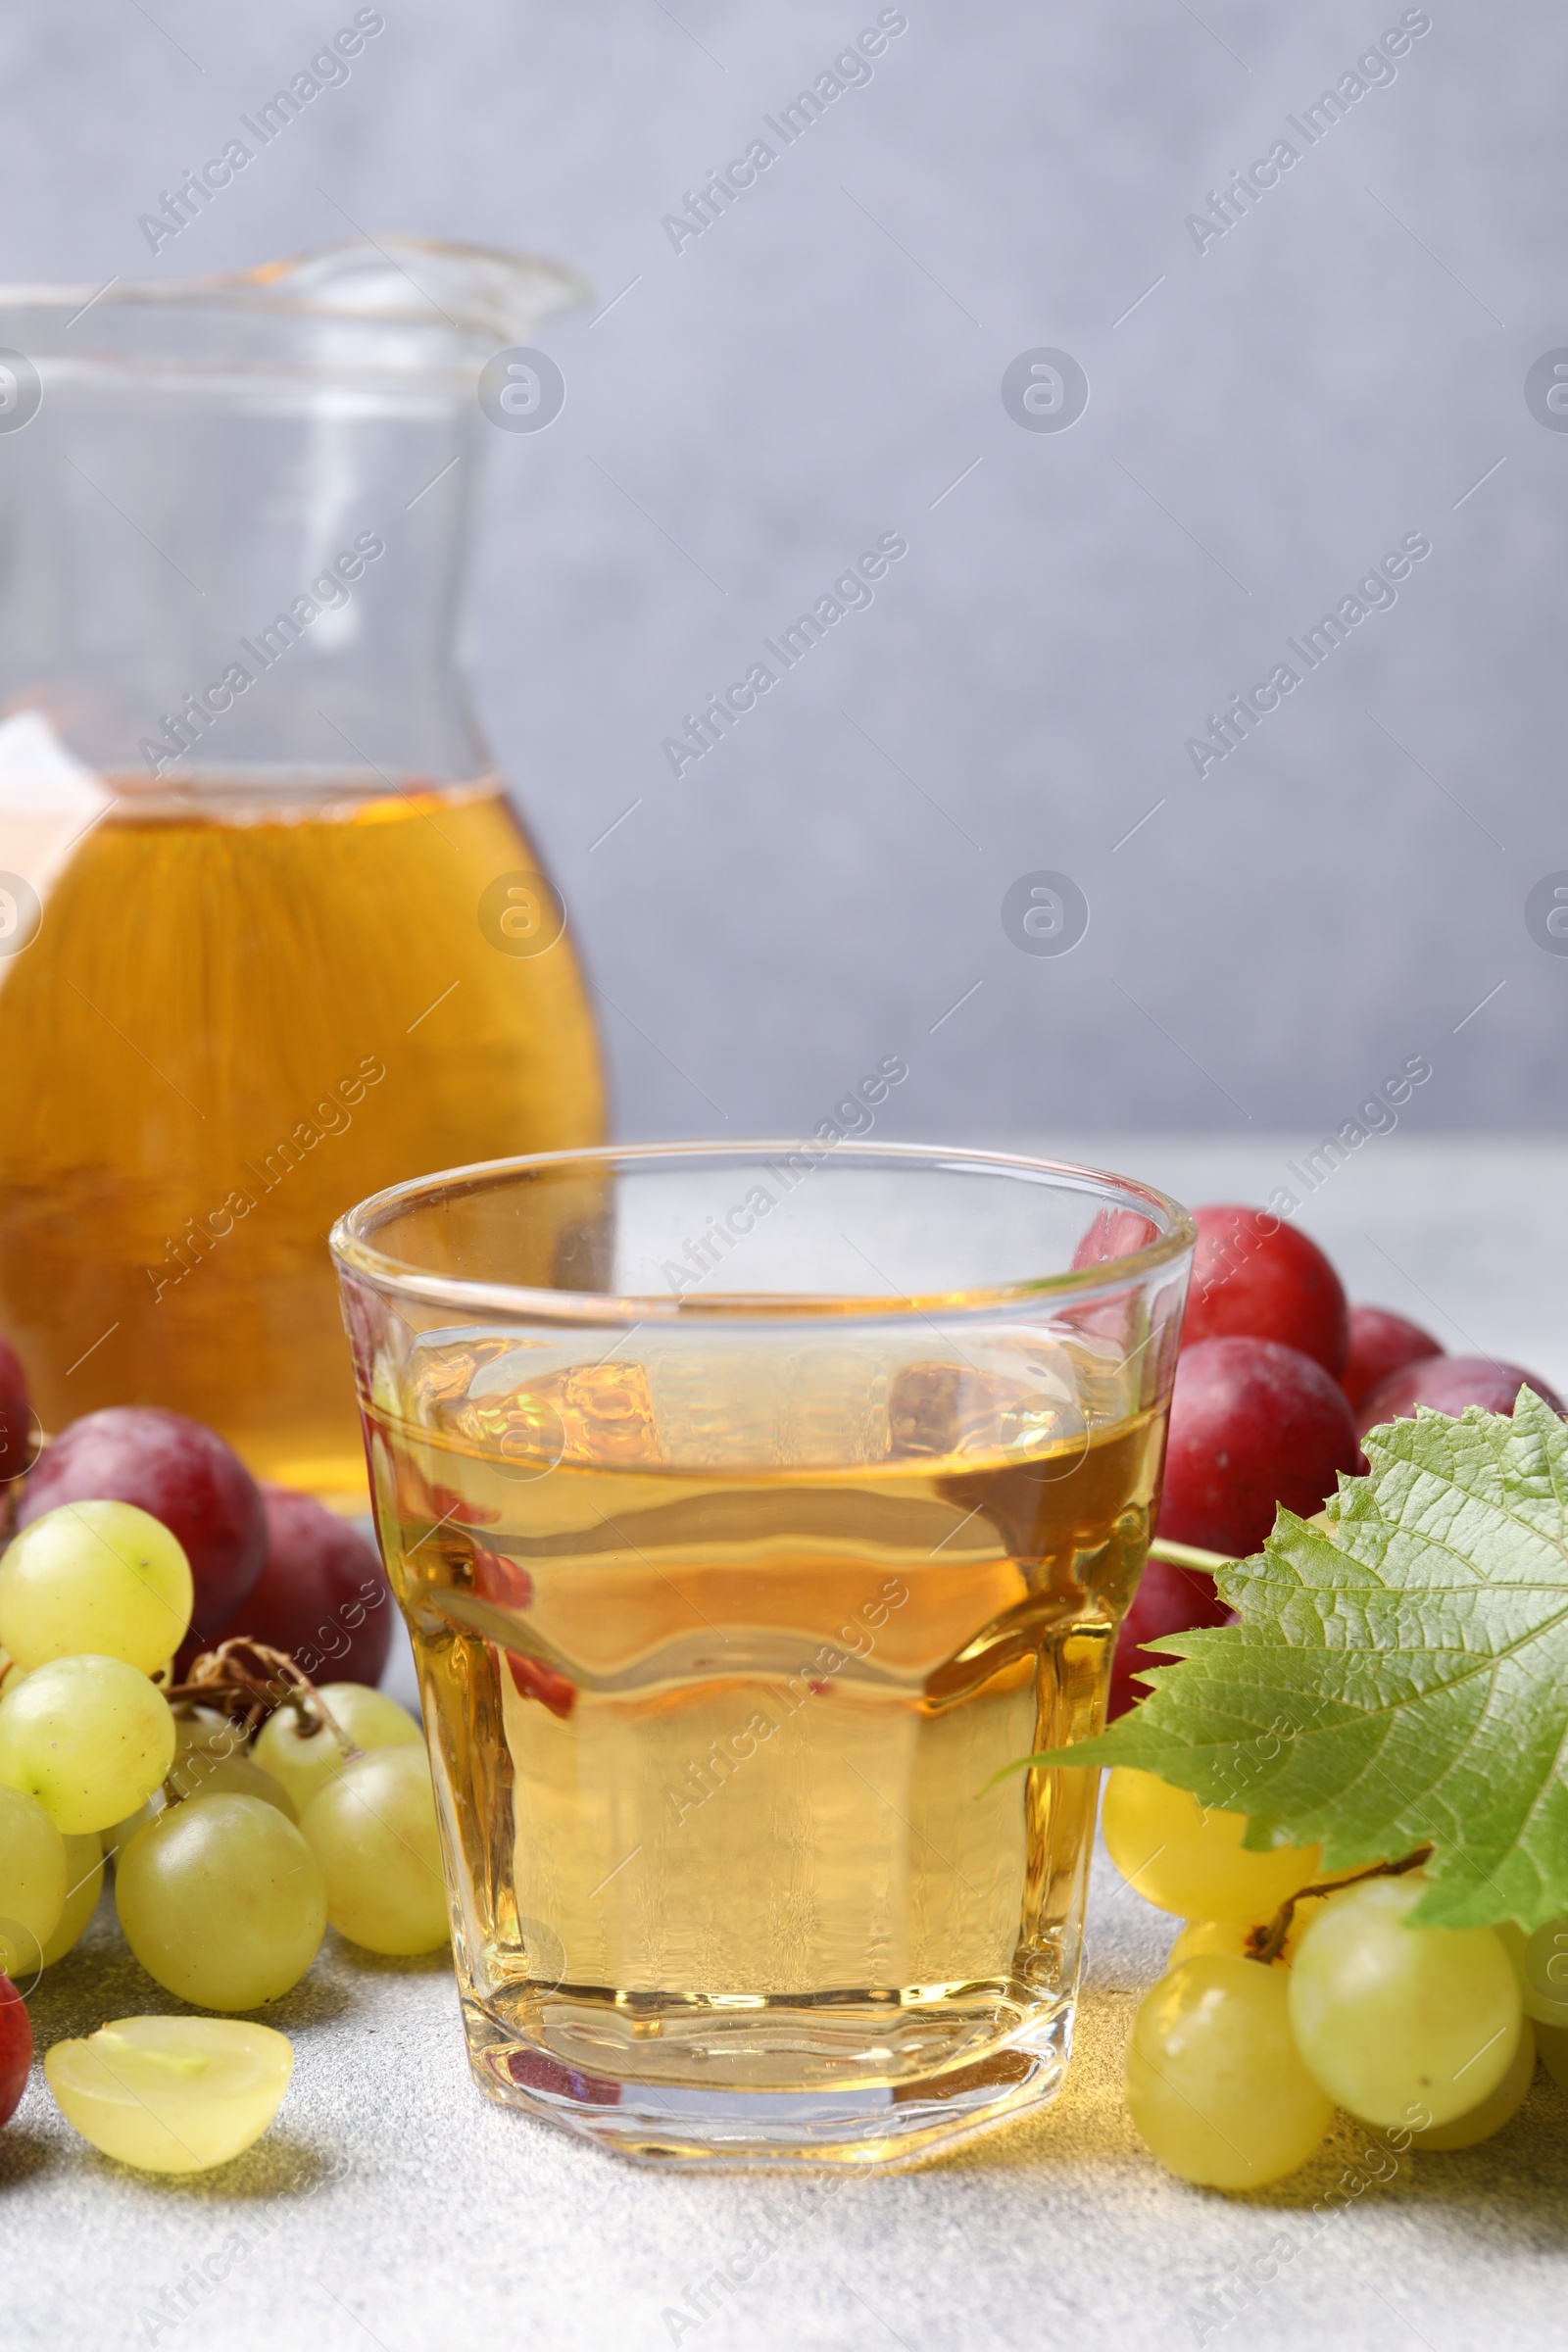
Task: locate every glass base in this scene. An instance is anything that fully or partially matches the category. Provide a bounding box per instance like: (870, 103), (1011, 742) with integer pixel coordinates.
(462, 1995), (1074, 2171)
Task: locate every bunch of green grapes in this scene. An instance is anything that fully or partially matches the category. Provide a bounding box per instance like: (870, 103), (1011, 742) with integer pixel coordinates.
(0, 1497), (450, 2173)
(1103, 1767), (1550, 2189)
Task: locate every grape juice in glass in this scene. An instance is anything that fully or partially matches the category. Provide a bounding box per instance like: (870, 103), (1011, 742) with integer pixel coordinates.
(333, 1144), (1194, 2168)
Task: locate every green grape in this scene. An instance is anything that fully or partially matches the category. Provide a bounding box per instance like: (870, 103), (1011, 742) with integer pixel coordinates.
(1535, 2020), (1568, 2094)
(1125, 1955), (1333, 2189)
(166, 1750), (297, 1821)
(1280, 1892), (1337, 1963)
(116, 1792), (325, 2010)
(0, 1500), (193, 1676)
(0, 1781), (68, 1976)
(301, 1746), (449, 1956)
(1290, 1876), (1521, 2128)
(1498, 1916), (1568, 2030)
(1102, 1767), (1321, 1922)
(101, 1797), (162, 1868)
(0, 1654), (175, 1834)
(165, 1712), (279, 1806)
(1168, 1918), (1258, 1967)
(39, 1832), (105, 1966)
(253, 1684), (421, 1818)
(45, 2015), (293, 2173)
(1169, 1890), (1336, 1974)
(1409, 2020), (1536, 2150)
(173, 1706), (244, 1765)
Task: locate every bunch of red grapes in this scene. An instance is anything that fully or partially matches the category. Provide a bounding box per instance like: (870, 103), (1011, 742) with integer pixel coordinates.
(1110, 1204), (1564, 1720)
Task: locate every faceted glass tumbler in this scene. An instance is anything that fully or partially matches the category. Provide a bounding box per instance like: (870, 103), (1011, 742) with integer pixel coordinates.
(332, 1143), (1194, 2170)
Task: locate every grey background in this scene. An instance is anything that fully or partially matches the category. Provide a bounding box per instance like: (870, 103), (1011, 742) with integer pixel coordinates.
(3, 0), (1563, 1144)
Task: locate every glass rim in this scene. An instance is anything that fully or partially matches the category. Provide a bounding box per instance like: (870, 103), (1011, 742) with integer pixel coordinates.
(0, 234), (586, 318)
(329, 1140), (1197, 1328)
(0, 235), (589, 369)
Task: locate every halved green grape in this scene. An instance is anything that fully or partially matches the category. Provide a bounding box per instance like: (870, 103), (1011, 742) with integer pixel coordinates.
(1498, 1917), (1568, 2030)
(166, 1750), (297, 1821)
(1409, 2021), (1537, 2150)
(1102, 1768), (1321, 1922)
(0, 1781), (67, 1976)
(0, 1655), (175, 1834)
(253, 1684), (420, 1818)
(1290, 1876), (1521, 2129)
(39, 1832), (104, 1966)
(1125, 1955), (1334, 2189)
(1535, 2019), (1568, 2094)
(301, 1746), (449, 1955)
(45, 2015), (292, 2172)
(116, 1793), (325, 2010)
(0, 1500), (193, 1676)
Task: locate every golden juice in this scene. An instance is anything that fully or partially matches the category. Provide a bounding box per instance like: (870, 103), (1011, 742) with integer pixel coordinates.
(0, 777), (604, 1499)
(369, 1341), (1164, 2132)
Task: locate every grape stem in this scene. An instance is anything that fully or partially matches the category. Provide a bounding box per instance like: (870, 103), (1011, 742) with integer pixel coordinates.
(163, 1638), (356, 1755)
(1246, 1845), (1434, 1964)
(1146, 1539), (1237, 1575)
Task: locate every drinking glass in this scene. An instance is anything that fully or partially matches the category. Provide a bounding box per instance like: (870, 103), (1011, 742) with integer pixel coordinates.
(332, 1142), (1194, 2168)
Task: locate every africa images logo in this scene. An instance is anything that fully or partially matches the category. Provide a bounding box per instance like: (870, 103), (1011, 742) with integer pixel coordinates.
(1183, 11), (1433, 258)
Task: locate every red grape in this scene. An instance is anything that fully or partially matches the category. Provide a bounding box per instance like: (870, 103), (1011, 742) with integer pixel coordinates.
(0, 1332), (37, 1483)
(199, 1485), (393, 1687)
(1341, 1305), (1443, 1409)
(1157, 1336), (1361, 1558)
(1181, 1206), (1349, 1377)
(0, 1975), (30, 2128)
(1357, 1354), (1564, 1439)
(1109, 1552), (1231, 1721)
(19, 1408), (265, 1647)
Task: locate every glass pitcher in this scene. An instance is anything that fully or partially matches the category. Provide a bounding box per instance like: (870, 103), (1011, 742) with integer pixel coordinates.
(0, 240), (606, 1506)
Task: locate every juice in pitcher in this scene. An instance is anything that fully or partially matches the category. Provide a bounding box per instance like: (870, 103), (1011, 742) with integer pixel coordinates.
(0, 771), (603, 1497)
(0, 239), (605, 1497)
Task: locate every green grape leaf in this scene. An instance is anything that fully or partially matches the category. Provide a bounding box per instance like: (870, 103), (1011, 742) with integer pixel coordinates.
(1029, 1389), (1568, 1931)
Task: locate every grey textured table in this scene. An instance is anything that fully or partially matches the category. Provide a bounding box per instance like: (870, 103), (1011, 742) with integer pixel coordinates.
(7, 1137), (1567, 2352)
